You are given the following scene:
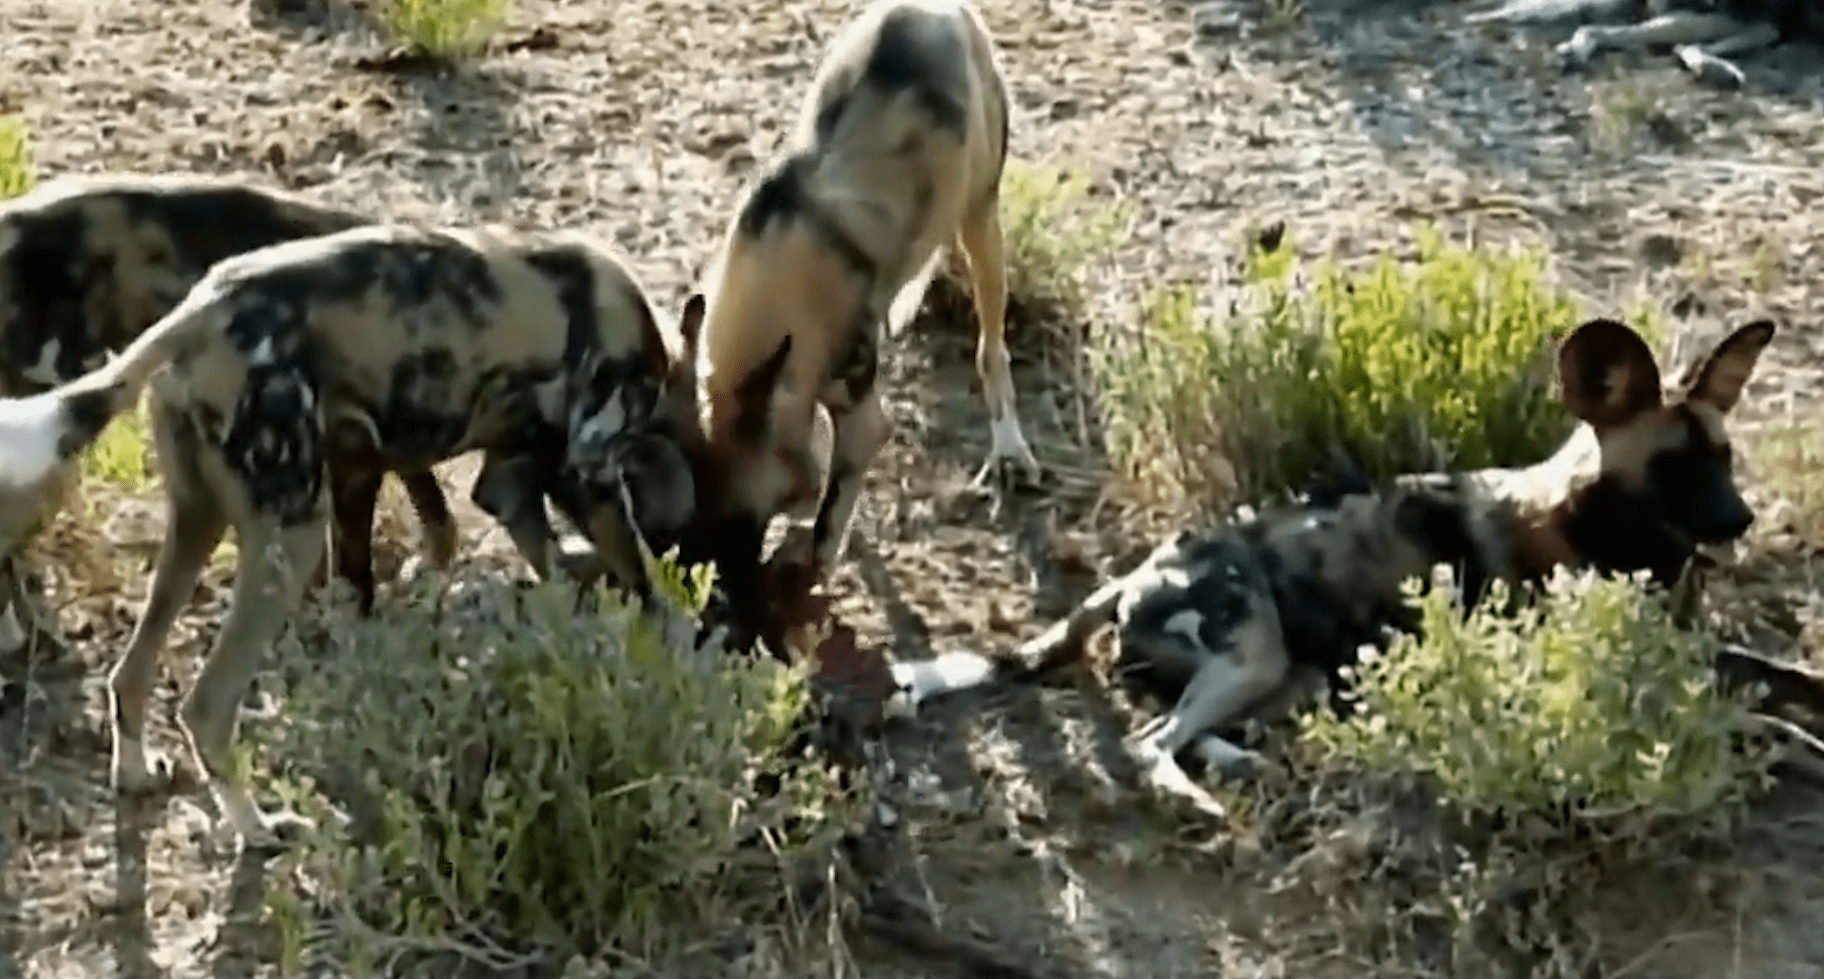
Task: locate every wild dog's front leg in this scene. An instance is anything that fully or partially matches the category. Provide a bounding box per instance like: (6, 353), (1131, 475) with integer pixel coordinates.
(957, 207), (1042, 489)
(397, 467), (457, 571)
(799, 386), (892, 578)
(181, 516), (326, 851)
(325, 455), (385, 613)
(110, 401), (231, 797)
(470, 451), (558, 580)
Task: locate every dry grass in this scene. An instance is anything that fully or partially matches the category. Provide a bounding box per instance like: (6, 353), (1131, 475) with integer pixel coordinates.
(5, 1), (1824, 978)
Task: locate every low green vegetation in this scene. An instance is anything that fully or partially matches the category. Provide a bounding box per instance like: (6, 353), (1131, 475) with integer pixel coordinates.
(253, 560), (855, 975)
(377, 0), (511, 61)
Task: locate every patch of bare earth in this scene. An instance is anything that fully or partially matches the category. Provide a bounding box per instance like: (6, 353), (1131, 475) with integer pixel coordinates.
(4, 0), (1824, 975)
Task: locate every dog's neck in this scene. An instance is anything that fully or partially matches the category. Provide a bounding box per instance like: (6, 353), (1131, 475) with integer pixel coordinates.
(1431, 424), (1603, 585)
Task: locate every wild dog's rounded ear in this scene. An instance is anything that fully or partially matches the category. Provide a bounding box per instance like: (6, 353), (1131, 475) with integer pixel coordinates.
(1556, 317), (1663, 427)
(1684, 319), (1775, 415)
(678, 293), (707, 351)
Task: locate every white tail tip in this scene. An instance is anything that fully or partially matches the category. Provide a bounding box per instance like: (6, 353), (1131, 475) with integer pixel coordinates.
(886, 650), (999, 718)
(0, 394), (67, 491)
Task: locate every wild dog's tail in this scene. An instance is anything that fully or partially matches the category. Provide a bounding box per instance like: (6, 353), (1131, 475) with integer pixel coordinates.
(0, 280), (219, 493)
(884, 249), (946, 339)
(886, 577), (1125, 717)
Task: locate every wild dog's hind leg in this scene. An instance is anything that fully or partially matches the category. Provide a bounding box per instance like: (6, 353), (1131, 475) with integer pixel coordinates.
(110, 402), (231, 796)
(957, 205), (1042, 490)
(1123, 594), (1289, 817)
(181, 515), (326, 851)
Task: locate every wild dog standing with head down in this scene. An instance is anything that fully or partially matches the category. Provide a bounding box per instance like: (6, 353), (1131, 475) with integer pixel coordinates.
(0, 174), (459, 644)
(675, 0), (1034, 605)
(0, 223), (695, 850)
(890, 317), (1777, 816)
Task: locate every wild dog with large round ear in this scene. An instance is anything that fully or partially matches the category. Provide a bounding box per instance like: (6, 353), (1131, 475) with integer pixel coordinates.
(677, 0), (1035, 598)
(887, 316), (1779, 818)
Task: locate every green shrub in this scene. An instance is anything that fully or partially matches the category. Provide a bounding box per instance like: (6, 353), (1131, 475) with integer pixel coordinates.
(378, 0), (510, 61)
(0, 115), (32, 200)
(254, 557), (854, 971)
(1302, 566), (1770, 835)
(993, 160), (1134, 315)
(1091, 225), (1662, 513)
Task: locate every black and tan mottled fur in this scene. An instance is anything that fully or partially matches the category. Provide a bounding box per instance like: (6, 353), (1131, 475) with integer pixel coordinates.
(0, 173), (457, 645)
(0, 222), (695, 850)
(892, 317), (1777, 815)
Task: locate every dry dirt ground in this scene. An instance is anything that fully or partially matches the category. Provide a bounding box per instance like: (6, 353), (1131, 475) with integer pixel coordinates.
(5, 0), (1824, 976)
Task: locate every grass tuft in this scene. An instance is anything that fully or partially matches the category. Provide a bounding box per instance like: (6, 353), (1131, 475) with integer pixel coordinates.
(377, 0), (510, 61)
(0, 115), (34, 200)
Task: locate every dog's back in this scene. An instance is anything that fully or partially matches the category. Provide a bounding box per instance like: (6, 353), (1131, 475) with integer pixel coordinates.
(0, 174), (371, 396)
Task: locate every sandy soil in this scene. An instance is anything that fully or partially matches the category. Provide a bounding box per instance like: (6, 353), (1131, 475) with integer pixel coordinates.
(4, 0), (1824, 976)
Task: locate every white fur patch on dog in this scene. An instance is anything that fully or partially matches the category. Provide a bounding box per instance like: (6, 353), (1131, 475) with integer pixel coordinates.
(887, 650), (998, 717)
(0, 393), (68, 491)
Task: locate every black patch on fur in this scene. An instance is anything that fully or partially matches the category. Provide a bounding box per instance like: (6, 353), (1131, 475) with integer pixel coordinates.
(0, 183), (368, 398)
(815, 6), (969, 141)
(57, 385), (122, 458)
(1392, 486), (1492, 609)
(736, 157), (879, 284)
(373, 350), (473, 464)
(521, 246), (603, 371)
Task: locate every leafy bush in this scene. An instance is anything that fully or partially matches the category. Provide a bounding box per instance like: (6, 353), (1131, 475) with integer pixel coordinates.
(1090, 225), (1661, 513)
(254, 557), (855, 972)
(377, 0), (510, 61)
(1302, 566), (1770, 835)
(0, 115), (32, 200)
(991, 160), (1134, 316)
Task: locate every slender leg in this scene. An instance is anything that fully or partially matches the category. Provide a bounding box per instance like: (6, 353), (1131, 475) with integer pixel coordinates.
(327, 457), (384, 614)
(397, 467), (457, 570)
(803, 387), (892, 577)
(179, 515), (326, 851)
(110, 405), (230, 796)
(956, 207), (1041, 489)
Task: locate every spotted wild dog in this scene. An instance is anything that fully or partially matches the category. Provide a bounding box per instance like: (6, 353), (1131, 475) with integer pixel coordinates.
(672, 0), (1033, 611)
(887, 316), (1777, 815)
(0, 222), (697, 850)
(1466, 0), (1824, 88)
(0, 173), (457, 646)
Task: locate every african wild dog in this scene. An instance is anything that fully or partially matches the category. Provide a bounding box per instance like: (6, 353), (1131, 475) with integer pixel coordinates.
(672, 0), (1033, 612)
(888, 317), (1776, 815)
(0, 222), (696, 850)
(0, 173), (457, 648)
(1467, 0), (1824, 87)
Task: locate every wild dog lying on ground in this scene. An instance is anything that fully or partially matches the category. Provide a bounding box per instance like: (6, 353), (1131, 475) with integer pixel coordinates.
(1467, 0), (1824, 87)
(889, 317), (1777, 816)
(673, 0), (1034, 612)
(0, 173), (457, 645)
(0, 222), (696, 850)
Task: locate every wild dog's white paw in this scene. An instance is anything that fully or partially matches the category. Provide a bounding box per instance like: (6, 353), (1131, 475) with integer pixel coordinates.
(213, 781), (315, 854)
(0, 602), (26, 656)
(1189, 734), (1268, 782)
(1675, 46), (1746, 88)
(1554, 29), (1598, 70)
(1129, 739), (1229, 819)
(111, 737), (174, 796)
(970, 416), (1043, 491)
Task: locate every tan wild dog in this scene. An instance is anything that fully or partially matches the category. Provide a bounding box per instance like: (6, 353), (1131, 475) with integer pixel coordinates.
(672, 0), (1034, 610)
